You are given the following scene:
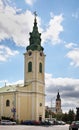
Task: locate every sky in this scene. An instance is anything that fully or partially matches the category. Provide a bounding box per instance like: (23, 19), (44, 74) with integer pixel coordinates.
(0, 0), (79, 113)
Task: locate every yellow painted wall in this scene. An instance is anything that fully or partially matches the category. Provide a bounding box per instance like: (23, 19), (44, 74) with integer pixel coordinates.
(0, 93), (16, 118)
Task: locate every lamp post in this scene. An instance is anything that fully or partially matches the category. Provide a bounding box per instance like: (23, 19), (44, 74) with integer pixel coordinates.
(11, 107), (16, 120)
(50, 98), (53, 120)
(11, 92), (16, 120)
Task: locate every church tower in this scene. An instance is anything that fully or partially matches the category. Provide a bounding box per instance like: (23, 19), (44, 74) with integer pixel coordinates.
(56, 90), (62, 114)
(24, 13), (45, 121)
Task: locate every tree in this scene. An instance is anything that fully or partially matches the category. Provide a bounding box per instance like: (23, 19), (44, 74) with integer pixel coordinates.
(62, 113), (68, 122)
(45, 109), (50, 118)
(68, 109), (75, 122)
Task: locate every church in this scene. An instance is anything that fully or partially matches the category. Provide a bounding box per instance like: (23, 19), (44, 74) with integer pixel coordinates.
(0, 14), (45, 122)
(56, 90), (62, 114)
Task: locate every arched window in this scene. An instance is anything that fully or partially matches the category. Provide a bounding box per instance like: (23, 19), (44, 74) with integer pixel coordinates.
(28, 61), (32, 72)
(39, 62), (42, 73)
(6, 99), (10, 107)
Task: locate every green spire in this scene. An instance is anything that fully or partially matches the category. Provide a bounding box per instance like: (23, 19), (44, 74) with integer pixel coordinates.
(26, 12), (44, 51)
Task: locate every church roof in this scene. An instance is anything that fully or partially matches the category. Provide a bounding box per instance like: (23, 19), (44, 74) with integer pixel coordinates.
(0, 81), (34, 93)
(26, 12), (44, 51)
(0, 84), (23, 93)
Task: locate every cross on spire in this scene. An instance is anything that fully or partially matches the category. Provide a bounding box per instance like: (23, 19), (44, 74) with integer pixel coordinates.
(34, 11), (37, 18)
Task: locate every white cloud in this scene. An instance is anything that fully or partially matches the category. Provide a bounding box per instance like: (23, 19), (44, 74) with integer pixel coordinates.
(0, 79), (23, 87)
(45, 73), (79, 92)
(6, 80), (23, 86)
(65, 42), (77, 49)
(66, 48), (79, 67)
(0, 45), (19, 61)
(0, 1), (35, 47)
(25, 0), (36, 5)
(42, 14), (64, 44)
(0, 1), (64, 47)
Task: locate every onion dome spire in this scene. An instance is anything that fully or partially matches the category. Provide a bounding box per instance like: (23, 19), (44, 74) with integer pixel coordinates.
(56, 89), (61, 101)
(26, 12), (44, 51)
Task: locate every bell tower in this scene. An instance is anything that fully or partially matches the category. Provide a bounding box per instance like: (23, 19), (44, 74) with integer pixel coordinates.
(56, 90), (62, 114)
(24, 13), (45, 121)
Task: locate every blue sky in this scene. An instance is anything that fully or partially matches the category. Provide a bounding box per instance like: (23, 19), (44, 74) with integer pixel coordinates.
(0, 0), (79, 113)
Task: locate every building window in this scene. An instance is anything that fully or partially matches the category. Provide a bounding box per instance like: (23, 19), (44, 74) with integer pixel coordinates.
(39, 62), (42, 73)
(40, 52), (42, 56)
(39, 115), (42, 121)
(28, 61), (32, 72)
(6, 100), (10, 107)
(56, 102), (58, 105)
(40, 103), (42, 106)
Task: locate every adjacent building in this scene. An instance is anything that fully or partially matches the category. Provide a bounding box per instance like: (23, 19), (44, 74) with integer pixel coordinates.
(56, 90), (62, 114)
(45, 90), (62, 115)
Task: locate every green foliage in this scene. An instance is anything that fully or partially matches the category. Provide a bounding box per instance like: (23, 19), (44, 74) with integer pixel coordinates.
(68, 109), (75, 122)
(56, 113), (63, 120)
(62, 109), (75, 123)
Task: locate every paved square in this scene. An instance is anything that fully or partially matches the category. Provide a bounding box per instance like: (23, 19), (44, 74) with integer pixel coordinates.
(0, 125), (69, 130)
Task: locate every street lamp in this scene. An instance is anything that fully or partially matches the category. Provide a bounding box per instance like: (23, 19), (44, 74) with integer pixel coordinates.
(11, 107), (16, 120)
